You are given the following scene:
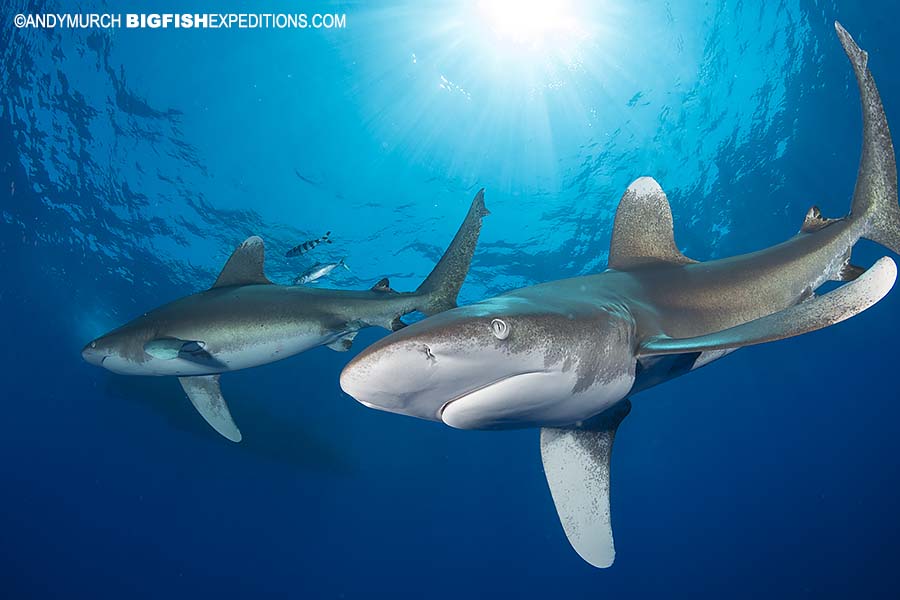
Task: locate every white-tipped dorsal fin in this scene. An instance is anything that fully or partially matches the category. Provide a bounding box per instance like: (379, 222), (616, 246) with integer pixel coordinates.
(608, 177), (696, 270)
(540, 400), (631, 568)
(638, 256), (897, 356)
(178, 375), (242, 443)
(212, 236), (272, 289)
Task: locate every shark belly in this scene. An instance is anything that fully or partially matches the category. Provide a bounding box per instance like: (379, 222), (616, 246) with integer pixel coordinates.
(208, 330), (335, 372)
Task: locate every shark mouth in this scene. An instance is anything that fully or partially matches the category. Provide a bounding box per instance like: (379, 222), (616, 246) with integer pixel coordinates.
(437, 371), (547, 422)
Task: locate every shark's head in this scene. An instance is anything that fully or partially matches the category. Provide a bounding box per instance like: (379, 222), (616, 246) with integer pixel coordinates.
(340, 295), (637, 430)
(82, 319), (163, 375)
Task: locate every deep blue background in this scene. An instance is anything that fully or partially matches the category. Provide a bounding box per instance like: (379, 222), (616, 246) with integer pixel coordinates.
(2, 0), (899, 598)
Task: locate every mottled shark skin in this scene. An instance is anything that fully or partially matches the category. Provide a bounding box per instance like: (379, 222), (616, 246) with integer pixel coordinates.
(82, 190), (490, 442)
(339, 23), (900, 568)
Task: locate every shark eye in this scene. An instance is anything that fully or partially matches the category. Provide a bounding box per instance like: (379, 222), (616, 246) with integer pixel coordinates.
(490, 318), (510, 340)
(90, 341), (97, 349)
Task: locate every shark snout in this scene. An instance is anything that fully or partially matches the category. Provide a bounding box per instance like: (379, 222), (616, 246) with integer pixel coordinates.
(81, 340), (109, 367)
(340, 340), (448, 421)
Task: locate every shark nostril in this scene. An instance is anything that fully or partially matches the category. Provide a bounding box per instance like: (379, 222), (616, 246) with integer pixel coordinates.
(90, 341), (97, 349)
(422, 345), (436, 363)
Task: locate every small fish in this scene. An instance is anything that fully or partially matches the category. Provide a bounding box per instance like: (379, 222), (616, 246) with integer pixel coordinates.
(286, 231), (332, 257)
(293, 258), (351, 285)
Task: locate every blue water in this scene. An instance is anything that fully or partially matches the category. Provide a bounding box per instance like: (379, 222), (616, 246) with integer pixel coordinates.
(3, 0), (900, 597)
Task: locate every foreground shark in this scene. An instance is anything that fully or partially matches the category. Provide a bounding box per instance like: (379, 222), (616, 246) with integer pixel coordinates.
(339, 23), (899, 567)
(83, 191), (489, 442)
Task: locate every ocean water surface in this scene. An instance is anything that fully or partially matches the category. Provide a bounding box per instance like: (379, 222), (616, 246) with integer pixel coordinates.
(2, 0), (900, 597)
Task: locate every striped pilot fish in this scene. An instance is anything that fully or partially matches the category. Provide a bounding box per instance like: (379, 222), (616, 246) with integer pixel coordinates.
(286, 231), (332, 257)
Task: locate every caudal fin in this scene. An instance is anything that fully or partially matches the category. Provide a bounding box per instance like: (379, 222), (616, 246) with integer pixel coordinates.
(837, 22), (900, 253)
(415, 189), (489, 315)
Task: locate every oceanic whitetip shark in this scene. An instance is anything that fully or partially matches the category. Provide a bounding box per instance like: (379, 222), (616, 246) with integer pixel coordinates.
(82, 191), (490, 442)
(339, 23), (900, 567)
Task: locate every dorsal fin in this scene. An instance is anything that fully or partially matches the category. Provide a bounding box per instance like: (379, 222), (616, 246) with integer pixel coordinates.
(212, 236), (272, 288)
(371, 277), (395, 293)
(801, 205), (841, 233)
(608, 177), (696, 270)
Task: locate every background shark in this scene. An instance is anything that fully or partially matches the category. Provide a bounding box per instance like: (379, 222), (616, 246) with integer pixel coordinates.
(339, 23), (899, 568)
(83, 191), (489, 442)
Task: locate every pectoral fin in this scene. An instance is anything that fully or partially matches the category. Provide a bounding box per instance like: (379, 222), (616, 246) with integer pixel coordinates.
(540, 400), (631, 568)
(639, 257), (897, 357)
(178, 375), (242, 443)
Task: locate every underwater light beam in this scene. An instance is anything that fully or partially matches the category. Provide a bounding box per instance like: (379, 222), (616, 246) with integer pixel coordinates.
(475, 0), (586, 51)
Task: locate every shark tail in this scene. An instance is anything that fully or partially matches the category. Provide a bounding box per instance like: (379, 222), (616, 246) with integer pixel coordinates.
(414, 189), (489, 315)
(837, 22), (900, 253)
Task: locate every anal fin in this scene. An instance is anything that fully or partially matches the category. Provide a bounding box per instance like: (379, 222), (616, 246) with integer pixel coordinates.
(540, 400), (631, 568)
(830, 248), (865, 282)
(178, 375), (242, 442)
(838, 262), (866, 282)
(327, 330), (359, 352)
